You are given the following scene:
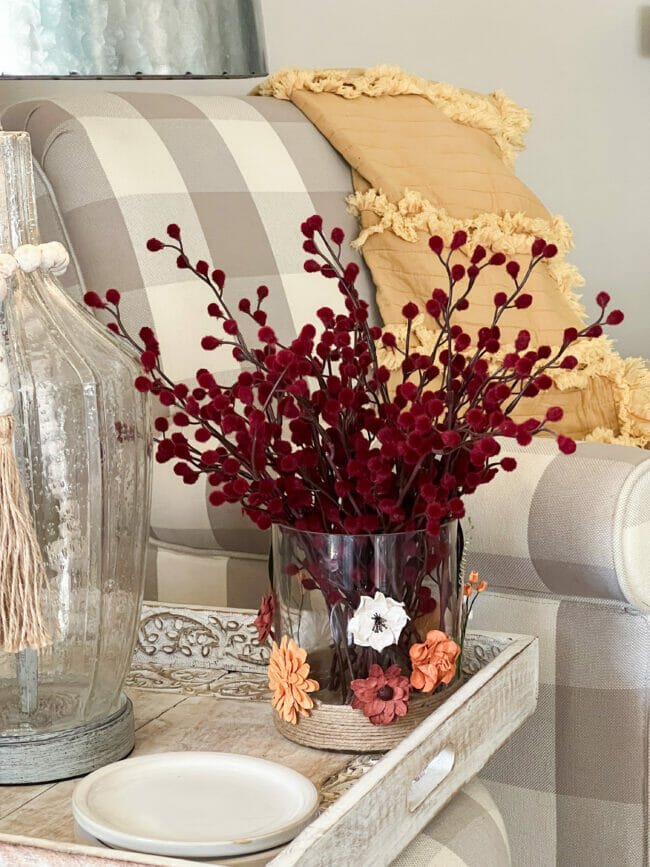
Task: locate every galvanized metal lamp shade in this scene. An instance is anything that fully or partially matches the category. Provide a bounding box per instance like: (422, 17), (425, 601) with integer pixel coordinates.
(0, 0), (267, 78)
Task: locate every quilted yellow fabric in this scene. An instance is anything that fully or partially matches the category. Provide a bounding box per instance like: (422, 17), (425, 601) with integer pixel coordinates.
(257, 66), (649, 445)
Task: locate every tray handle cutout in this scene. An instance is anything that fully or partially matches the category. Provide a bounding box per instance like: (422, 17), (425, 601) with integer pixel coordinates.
(407, 747), (455, 811)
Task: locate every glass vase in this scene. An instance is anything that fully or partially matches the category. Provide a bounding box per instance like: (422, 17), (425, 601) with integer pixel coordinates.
(272, 523), (462, 706)
(0, 131), (152, 783)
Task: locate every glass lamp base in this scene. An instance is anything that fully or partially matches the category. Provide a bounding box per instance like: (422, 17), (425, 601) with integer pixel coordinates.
(0, 695), (134, 784)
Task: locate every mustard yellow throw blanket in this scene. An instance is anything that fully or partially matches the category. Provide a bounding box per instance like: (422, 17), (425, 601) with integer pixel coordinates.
(256, 66), (649, 446)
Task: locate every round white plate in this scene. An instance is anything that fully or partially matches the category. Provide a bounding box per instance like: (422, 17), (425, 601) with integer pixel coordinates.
(74, 822), (286, 865)
(72, 751), (319, 858)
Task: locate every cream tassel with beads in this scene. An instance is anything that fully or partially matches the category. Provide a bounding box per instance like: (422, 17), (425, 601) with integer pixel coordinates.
(0, 415), (51, 651)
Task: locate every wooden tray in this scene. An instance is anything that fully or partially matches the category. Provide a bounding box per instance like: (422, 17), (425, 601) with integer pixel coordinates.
(0, 603), (538, 866)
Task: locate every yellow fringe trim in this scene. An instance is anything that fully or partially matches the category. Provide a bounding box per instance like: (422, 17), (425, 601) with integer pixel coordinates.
(256, 65), (530, 167)
(348, 188), (588, 323)
(377, 317), (650, 447)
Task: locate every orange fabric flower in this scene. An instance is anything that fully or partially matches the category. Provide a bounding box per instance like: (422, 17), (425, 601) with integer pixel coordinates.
(268, 635), (319, 724)
(469, 570), (480, 584)
(409, 629), (461, 693)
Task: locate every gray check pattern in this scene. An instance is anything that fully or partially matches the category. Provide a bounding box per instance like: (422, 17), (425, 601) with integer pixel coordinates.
(3, 91), (378, 555)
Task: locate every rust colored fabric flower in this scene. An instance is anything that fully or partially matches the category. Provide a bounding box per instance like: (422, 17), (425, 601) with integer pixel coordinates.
(254, 592), (275, 643)
(268, 635), (319, 725)
(409, 629), (461, 693)
(350, 664), (410, 726)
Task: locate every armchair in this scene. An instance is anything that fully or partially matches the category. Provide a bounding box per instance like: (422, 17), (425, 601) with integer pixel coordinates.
(2, 88), (647, 866)
(470, 437), (650, 866)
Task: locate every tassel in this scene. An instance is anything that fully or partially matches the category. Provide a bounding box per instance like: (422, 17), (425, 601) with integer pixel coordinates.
(0, 415), (50, 652)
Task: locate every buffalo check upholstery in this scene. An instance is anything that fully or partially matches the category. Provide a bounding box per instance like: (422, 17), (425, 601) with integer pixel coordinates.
(3, 91), (649, 867)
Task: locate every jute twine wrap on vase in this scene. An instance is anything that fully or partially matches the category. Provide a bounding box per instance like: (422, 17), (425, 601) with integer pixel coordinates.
(273, 677), (464, 752)
(0, 243), (68, 652)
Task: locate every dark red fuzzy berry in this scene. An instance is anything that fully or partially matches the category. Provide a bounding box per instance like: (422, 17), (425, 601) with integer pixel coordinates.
(514, 294), (533, 309)
(557, 435), (576, 454)
(531, 238), (546, 256)
(546, 406), (563, 422)
(166, 223), (181, 239)
(134, 376), (152, 392)
(331, 227), (345, 244)
(543, 243), (558, 258)
(140, 350), (157, 371)
(307, 215), (323, 233)
(606, 310), (624, 325)
(258, 326), (277, 343)
(429, 235), (444, 254)
(506, 261), (520, 279)
(105, 288), (120, 304)
(84, 291), (106, 309)
(450, 230), (467, 250)
(515, 330), (530, 351)
(211, 269), (226, 289)
(146, 238), (164, 252)
(489, 252), (506, 266)
(402, 302), (419, 320)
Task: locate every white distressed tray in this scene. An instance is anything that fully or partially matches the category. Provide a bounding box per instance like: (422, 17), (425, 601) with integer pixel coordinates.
(0, 603), (538, 866)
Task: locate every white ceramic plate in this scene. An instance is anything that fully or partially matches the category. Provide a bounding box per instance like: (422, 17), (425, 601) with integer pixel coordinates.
(72, 751), (319, 858)
(74, 822), (286, 865)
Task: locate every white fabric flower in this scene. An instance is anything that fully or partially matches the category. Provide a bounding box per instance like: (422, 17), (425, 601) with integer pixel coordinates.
(348, 591), (409, 651)
(14, 244), (41, 273)
(39, 242), (69, 276)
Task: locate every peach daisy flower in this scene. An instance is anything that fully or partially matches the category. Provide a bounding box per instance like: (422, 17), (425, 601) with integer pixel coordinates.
(268, 635), (319, 725)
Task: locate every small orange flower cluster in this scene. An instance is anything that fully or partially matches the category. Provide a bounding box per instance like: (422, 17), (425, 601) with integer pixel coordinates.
(463, 570), (488, 597)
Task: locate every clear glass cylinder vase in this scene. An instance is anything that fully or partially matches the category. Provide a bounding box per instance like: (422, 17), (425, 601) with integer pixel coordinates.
(0, 132), (152, 781)
(272, 523), (462, 705)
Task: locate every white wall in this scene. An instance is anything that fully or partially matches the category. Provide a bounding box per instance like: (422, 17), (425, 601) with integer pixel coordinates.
(0, 0), (647, 356)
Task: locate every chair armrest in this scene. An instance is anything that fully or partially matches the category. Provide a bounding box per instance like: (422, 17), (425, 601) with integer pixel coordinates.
(465, 439), (650, 612)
